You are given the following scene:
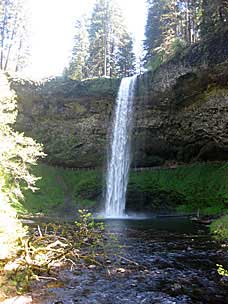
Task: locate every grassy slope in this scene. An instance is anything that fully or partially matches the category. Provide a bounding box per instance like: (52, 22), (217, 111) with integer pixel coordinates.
(20, 163), (228, 216)
(18, 163), (228, 239)
(129, 163), (228, 215)
(20, 164), (102, 215)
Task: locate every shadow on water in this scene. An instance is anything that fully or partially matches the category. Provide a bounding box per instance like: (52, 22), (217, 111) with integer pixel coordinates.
(101, 217), (204, 234)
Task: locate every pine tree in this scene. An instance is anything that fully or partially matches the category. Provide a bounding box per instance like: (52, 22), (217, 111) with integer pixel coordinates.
(144, 0), (164, 66)
(87, 0), (109, 77)
(0, 0), (30, 73)
(87, 0), (136, 78)
(117, 32), (136, 77)
(68, 0), (136, 79)
(201, 0), (228, 37)
(144, 0), (203, 69)
(159, 0), (179, 57)
(66, 16), (89, 80)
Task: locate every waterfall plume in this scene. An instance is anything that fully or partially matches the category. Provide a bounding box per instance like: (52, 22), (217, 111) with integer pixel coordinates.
(105, 76), (137, 218)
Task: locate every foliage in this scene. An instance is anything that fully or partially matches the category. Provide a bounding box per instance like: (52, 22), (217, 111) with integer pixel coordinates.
(64, 16), (89, 80)
(117, 32), (136, 77)
(170, 38), (187, 56)
(22, 162), (228, 218)
(147, 38), (187, 71)
(216, 264), (228, 276)
(144, 0), (218, 68)
(129, 163), (228, 215)
(66, 0), (136, 79)
(0, 196), (27, 260)
(144, 0), (164, 66)
(1, 210), (117, 296)
(0, 73), (44, 200)
(145, 53), (164, 72)
(0, 0), (31, 72)
(74, 209), (105, 249)
(0, 72), (44, 258)
(201, 0), (228, 37)
(21, 164), (102, 215)
(210, 215), (228, 240)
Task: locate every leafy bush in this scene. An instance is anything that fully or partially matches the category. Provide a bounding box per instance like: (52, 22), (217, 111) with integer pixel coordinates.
(210, 215), (228, 240)
(217, 264), (228, 276)
(0, 72), (44, 258)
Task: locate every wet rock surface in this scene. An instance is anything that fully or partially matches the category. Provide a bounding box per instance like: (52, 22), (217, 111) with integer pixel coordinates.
(30, 218), (228, 304)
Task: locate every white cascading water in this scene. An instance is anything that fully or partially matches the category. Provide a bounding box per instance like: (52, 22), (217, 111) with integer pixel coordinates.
(105, 76), (137, 218)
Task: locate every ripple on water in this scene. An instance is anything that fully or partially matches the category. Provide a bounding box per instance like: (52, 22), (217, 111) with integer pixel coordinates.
(30, 218), (228, 304)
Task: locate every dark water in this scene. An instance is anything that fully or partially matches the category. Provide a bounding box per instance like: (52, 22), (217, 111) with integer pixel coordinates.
(103, 217), (200, 233)
(31, 218), (228, 304)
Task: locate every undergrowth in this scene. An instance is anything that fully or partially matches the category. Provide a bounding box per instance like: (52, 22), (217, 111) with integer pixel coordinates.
(20, 164), (102, 215)
(129, 163), (228, 215)
(0, 210), (119, 299)
(210, 215), (228, 240)
(20, 163), (228, 217)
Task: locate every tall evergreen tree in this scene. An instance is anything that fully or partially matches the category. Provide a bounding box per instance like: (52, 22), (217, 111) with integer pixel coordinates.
(201, 0), (228, 37)
(67, 0), (136, 79)
(159, 0), (179, 57)
(66, 16), (89, 80)
(0, 0), (30, 72)
(87, 0), (136, 78)
(87, 0), (110, 77)
(144, 0), (164, 66)
(144, 0), (203, 68)
(117, 32), (136, 77)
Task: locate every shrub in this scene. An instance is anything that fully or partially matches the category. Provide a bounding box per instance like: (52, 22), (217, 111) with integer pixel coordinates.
(210, 215), (228, 240)
(0, 72), (44, 258)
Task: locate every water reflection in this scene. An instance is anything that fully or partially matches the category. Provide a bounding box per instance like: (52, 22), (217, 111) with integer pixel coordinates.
(102, 217), (205, 235)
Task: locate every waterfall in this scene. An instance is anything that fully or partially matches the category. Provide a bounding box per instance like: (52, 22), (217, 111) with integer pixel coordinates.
(105, 76), (137, 218)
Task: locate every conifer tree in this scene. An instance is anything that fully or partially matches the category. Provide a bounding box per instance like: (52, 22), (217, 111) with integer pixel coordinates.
(0, 0), (30, 72)
(144, 0), (203, 68)
(144, 0), (164, 66)
(66, 16), (89, 80)
(87, 0), (109, 77)
(67, 0), (136, 79)
(87, 0), (136, 78)
(201, 0), (228, 37)
(117, 32), (136, 77)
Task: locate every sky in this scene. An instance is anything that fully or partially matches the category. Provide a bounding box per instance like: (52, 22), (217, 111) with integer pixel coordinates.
(25, 0), (147, 79)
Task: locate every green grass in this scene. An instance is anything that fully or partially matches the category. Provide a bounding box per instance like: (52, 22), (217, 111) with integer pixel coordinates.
(17, 162), (228, 239)
(20, 162), (228, 219)
(129, 163), (228, 215)
(20, 164), (102, 215)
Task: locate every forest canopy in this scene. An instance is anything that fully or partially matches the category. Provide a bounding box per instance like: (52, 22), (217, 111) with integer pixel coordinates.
(143, 0), (228, 69)
(65, 0), (136, 80)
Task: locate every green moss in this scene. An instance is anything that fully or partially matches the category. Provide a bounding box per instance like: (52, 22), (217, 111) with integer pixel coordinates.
(43, 76), (120, 98)
(80, 78), (120, 97)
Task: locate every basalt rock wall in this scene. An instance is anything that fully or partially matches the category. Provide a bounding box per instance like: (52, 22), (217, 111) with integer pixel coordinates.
(133, 30), (228, 166)
(11, 77), (119, 168)
(10, 30), (228, 168)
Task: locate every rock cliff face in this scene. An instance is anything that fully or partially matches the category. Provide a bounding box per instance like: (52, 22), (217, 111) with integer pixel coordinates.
(10, 31), (228, 168)
(133, 30), (228, 166)
(11, 78), (119, 167)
